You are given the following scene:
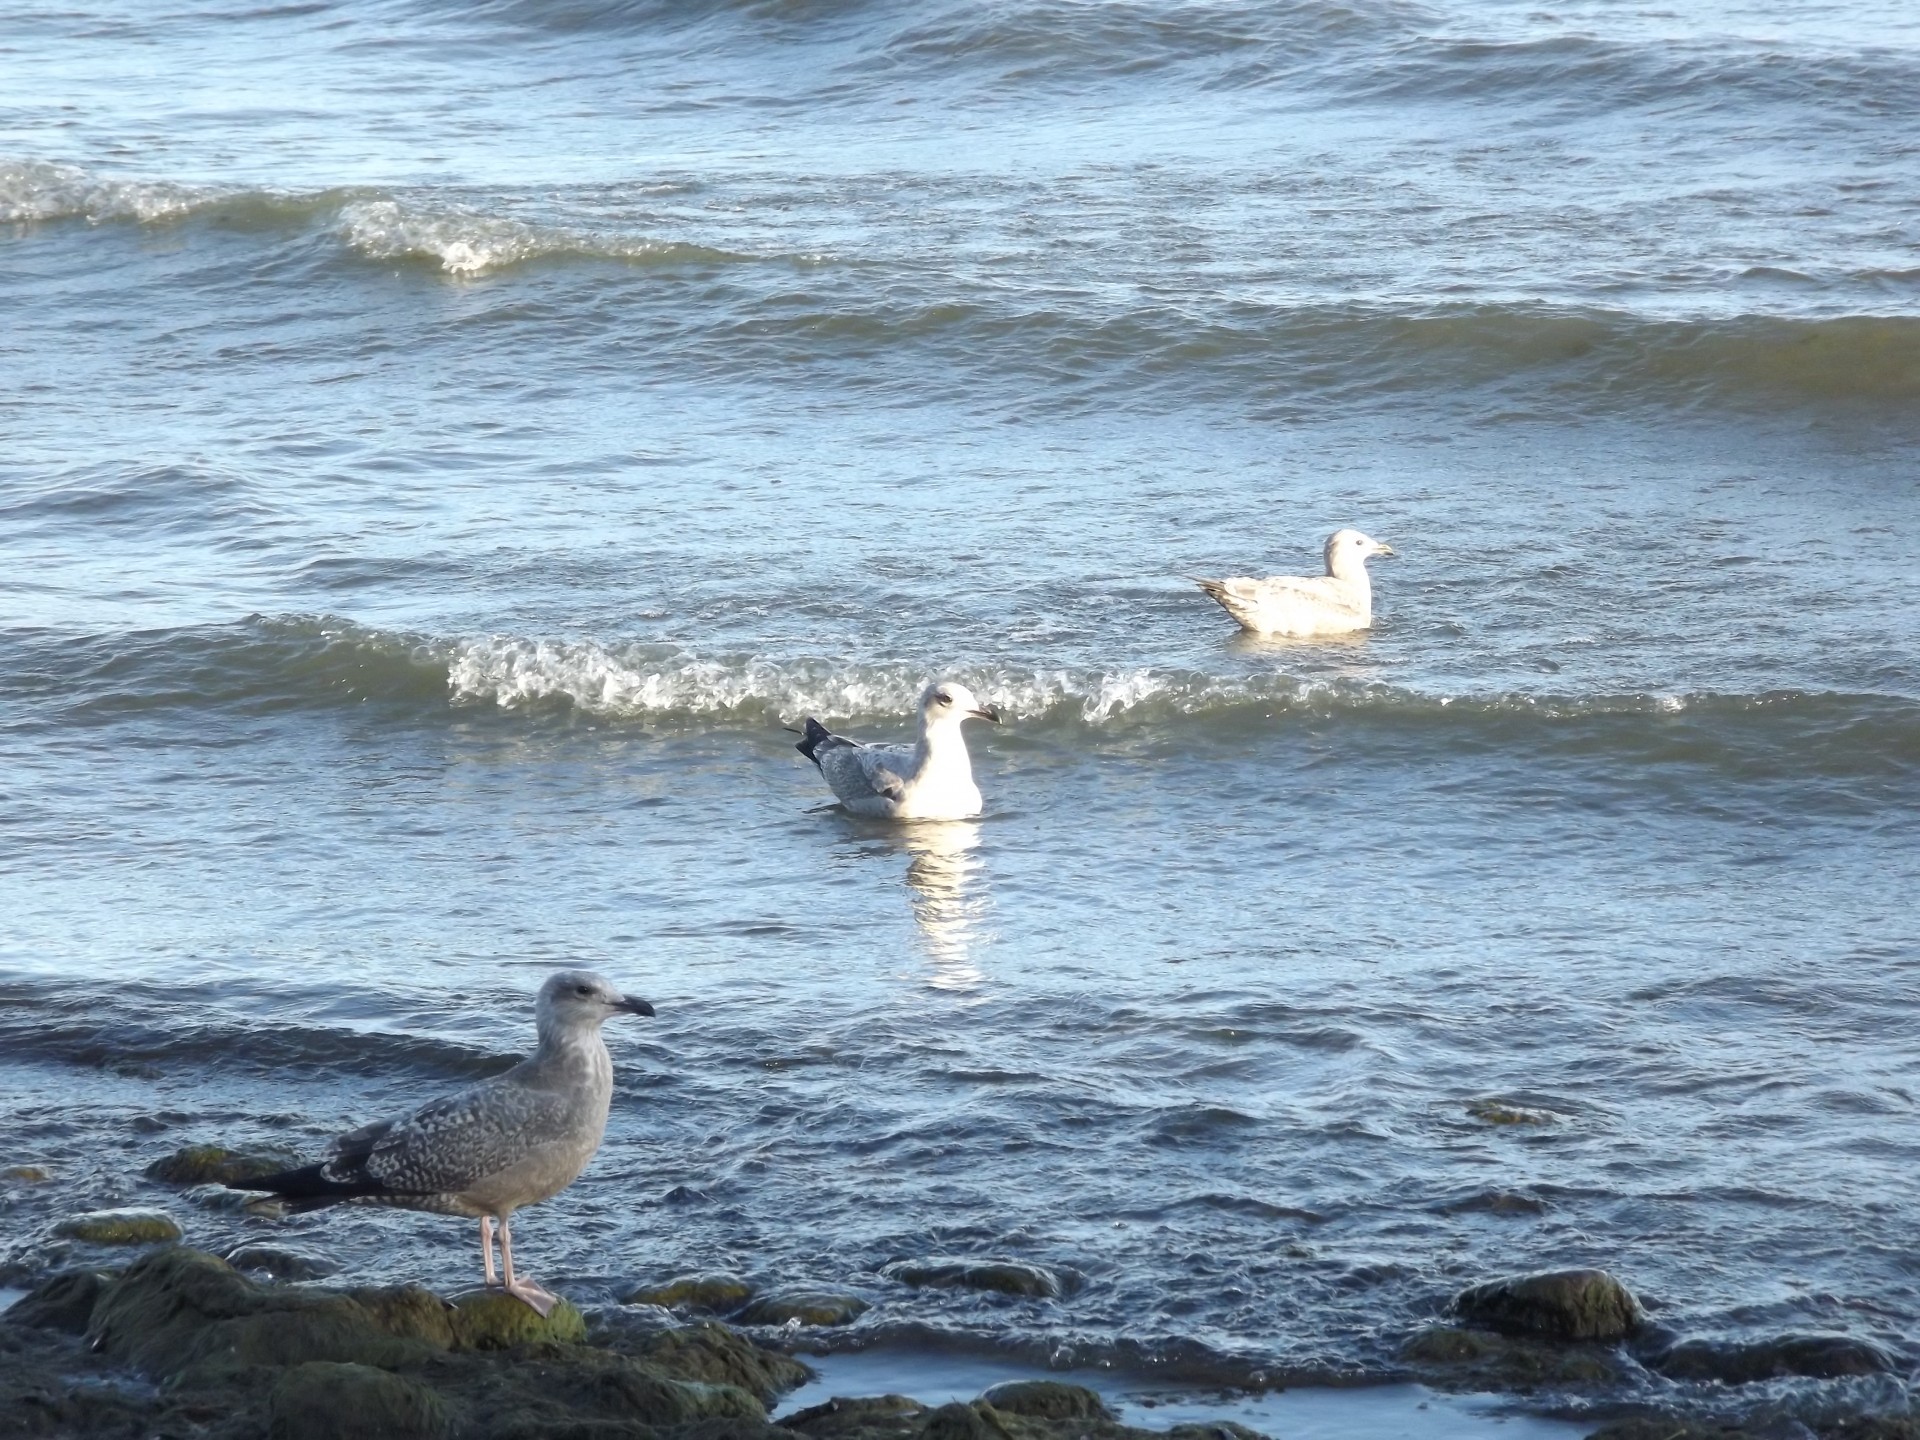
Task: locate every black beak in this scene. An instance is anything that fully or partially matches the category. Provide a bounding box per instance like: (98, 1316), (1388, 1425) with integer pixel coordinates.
(971, 705), (1002, 724)
(620, 996), (656, 1017)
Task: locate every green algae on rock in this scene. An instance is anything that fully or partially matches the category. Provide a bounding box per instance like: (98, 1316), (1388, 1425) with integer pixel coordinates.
(1, 1164), (52, 1183)
(1648, 1333), (1896, 1384)
(53, 1208), (184, 1244)
(881, 1259), (1070, 1299)
(613, 1318), (812, 1403)
(735, 1290), (870, 1327)
(1465, 1100), (1554, 1126)
(1453, 1268), (1644, 1342)
(146, 1143), (299, 1187)
(269, 1360), (451, 1440)
(978, 1380), (1112, 1419)
(624, 1272), (756, 1313)
(5, 1269), (115, 1333)
(1402, 1323), (1629, 1388)
(226, 1243), (341, 1281)
(447, 1290), (588, 1349)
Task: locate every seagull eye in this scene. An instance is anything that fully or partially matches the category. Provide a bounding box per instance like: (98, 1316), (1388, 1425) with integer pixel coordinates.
(574, 984), (592, 996)
(936, 693), (951, 704)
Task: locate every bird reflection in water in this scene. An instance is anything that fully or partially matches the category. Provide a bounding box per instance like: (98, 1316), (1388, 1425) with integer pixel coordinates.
(898, 820), (986, 990)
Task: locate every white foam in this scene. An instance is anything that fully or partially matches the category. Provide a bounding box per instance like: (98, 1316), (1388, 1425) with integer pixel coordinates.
(0, 159), (212, 225)
(337, 198), (710, 275)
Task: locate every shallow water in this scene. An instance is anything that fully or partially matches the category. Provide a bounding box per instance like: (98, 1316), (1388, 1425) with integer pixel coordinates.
(3, 0), (1918, 1429)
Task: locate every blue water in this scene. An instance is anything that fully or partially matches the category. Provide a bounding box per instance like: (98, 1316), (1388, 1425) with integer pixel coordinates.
(3, 1), (1918, 1431)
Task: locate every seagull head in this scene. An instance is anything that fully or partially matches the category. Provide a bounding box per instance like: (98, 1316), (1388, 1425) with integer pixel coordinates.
(1325, 528), (1394, 577)
(920, 680), (1001, 731)
(537, 970), (654, 1036)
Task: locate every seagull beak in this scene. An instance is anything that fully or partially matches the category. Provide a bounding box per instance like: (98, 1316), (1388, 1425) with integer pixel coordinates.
(1374, 543), (1396, 558)
(618, 996), (656, 1017)
(971, 705), (1002, 724)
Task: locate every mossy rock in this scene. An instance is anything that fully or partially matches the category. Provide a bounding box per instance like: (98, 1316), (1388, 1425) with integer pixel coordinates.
(146, 1143), (297, 1186)
(623, 1318), (812, 1402)
(1403, 1324), (1627, 1386)
(1453, 1268), (1643, 1342)
(448, 1288), (587, 1349)
(978, 1379), (1111, 1420)
(917, 1401), (999, 1440)
(883, 1259), (1069, 1299)
(625, 1271), (756, 1313)
(784, 1395), (928, 1435)
(5, 1268), (114, 1332)
(268, 1361), (450, 1440)
(54, 1207), (184, 1244)
(88, 1247), (436, 1384)
(349, 1283), (459, 1349)
(735, 1290), (869, 1327)
(1465, 1099), (1553, 1125)
(2, 1163), (52, 1183)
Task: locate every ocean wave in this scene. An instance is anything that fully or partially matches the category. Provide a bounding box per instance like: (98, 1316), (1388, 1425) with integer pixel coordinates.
(337, 197), (745, 275)
(10, 619), (1920, 769)
(0, 158), (229, 226)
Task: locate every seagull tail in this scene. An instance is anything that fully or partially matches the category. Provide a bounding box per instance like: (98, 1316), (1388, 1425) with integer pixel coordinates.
(794, 717), (834, 768)
(226, 1161), (388, 1213)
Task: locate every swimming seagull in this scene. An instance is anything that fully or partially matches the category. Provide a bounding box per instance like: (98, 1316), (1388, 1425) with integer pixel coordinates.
(229, 971), (653, 1315)
(1193, 528), (1396, 637)
(795, 681), (1001, 820)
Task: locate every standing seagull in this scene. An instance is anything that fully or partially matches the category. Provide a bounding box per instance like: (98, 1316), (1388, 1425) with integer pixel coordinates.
(795, 681), (1001, 820)
(230, 971), (653, 1315)
(1193, 528), (1396, 637)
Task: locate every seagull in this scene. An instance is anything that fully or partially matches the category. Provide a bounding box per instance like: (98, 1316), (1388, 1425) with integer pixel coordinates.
(795, 681), (1001, 820)
(229, 971), (653, 1315)
(1193, 528), (1396, 637)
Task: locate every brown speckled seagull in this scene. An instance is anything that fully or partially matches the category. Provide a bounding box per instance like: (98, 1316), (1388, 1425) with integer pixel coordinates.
(230, 971), (653, 1314)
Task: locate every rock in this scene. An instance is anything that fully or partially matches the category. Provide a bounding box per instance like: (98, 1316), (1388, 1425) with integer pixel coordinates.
(1453, 1269), (1643, 1341)
(918, 1401), (999, 1440)
(53, 1207), (184, 1244)
(785, 1395), (929, 1435)
(735, 1290), (870, 1327)
(1649, 1333), (1896, 1384)
(1, 1164), (51, 1183)
(1465, 1099), (1553, 1125)
(882, 1259), (1070, 1299)
(619, 1318), (812, 1402)
(268, 1361), (450, 1440)
(4, 1269), (113, 1333)
(345, 1284), (459, 1349)
(979, 1379), (1112, 1419)
(226, 1244), (341, 1281)
(88, 1247), (436, 1384)
(625, 1272), (756, 1313)
(1436, 1190), (1548, 1217)
(1583, 1423), (1758, 1440)
(1403, 1324), (1628, 1387)
(447, 1289), (588, 1349)
(146, 1143), (296, 1186)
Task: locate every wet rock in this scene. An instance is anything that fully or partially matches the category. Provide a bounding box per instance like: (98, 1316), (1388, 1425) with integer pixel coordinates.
(447, 1289), (588, 1349)
(53, 1207), (183, 1245)
(1465, 1099), (1553, 1125)
(918, 1400), (1000, 1440)
(736, 1290), (870, 1327)
(624, 1271), (755, 1313)
(1649, 1333), (1896, 1384)
(619, 1318), (812, 1402)
(1436, 1190), (1548, 1217)
(87, 1247), (436, 1384)
(4, 1269), (113, 1333)
(146, 1143), (296, 1187)
(882, 1259), (1070, 1299)
(1583, 1423), (1763, 1440)
(1, 1164), (51, 1183)
(226, 1244), (341, 1282)
(785, 1394), (929, 1436)
(1453, 1268), (1643, 1342)
(345, 1284), (459, 1349)
(979, 1379), (1112, 1420)
(1402, 1324), (1629, 1387)
(268, 1360), (449, 1440)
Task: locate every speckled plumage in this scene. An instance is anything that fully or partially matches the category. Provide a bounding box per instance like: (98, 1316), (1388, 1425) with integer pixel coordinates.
(233, 970), (653, 1312)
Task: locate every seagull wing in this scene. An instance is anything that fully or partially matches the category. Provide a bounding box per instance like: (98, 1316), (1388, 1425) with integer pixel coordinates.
(815, 738), (914, 807)
(329, 1072), (574, 1197)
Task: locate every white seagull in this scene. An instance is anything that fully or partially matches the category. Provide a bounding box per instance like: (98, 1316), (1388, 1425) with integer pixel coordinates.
(1194, 528), (1396, 637)
(230, 971), (653, 1315)
(795, 681), (1001, 820)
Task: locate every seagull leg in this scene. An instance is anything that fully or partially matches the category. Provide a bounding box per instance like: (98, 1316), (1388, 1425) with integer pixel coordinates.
(496, 1215), (559, 1317)
(480, 1216), (498, 1289)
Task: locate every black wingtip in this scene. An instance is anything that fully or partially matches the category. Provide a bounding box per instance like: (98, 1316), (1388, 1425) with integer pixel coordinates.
(795, 716), (833, 767)
(226, 1162), (387, 1212)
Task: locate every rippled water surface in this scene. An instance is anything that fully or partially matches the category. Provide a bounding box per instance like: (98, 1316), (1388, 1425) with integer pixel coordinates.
(3, 0), (1918, 1429)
